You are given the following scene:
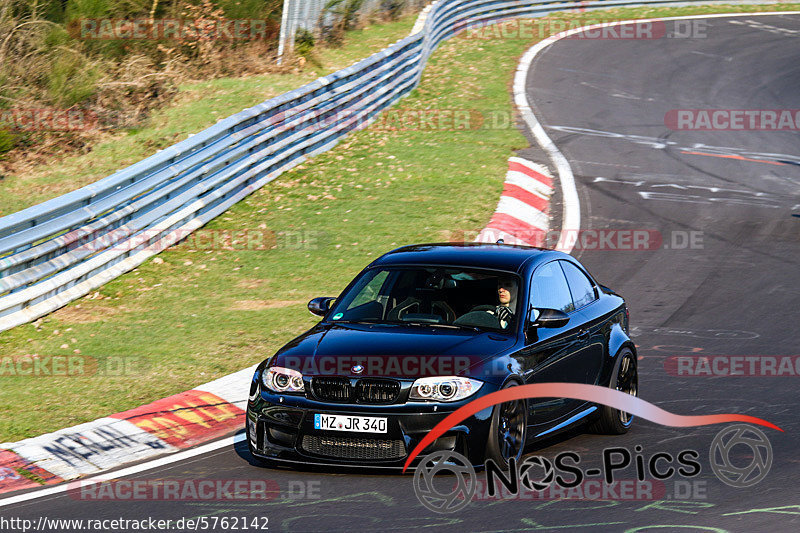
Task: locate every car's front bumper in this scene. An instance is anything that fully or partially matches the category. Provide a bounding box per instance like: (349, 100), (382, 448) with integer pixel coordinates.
(246, 390), (494, 468)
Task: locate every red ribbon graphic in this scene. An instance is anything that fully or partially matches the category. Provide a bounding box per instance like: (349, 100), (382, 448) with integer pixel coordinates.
(403, 383), (783, 471)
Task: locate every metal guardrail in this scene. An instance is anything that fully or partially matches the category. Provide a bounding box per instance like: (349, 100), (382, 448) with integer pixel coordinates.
(0, 0), (705, 332)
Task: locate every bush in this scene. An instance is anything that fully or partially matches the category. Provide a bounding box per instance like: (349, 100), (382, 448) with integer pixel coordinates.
(325, 0), (365, 44)
(64, 0), (113, 20)
(381, 0), (406, 20)
(0, 129), (17, 157)
(46, 50), (100, 107)
(217, 0), (276, 18)
(295, 28), (315, 57)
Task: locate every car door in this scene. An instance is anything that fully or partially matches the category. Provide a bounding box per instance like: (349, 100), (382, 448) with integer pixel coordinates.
(560, 260), (605, 387)
(516, 261), (589, 426)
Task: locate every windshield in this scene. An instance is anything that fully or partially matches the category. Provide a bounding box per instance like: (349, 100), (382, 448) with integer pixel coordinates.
(327, 267), (522, 332)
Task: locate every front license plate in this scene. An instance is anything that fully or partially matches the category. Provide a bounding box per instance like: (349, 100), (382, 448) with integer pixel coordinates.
(314, 413), (387, 433)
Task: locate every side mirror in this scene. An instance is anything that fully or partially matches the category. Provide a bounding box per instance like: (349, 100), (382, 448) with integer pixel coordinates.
(529, 308), (569, 329)
(308, 297), (336, 317)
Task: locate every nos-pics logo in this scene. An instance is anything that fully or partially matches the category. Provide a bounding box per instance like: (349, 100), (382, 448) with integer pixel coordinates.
(413, 450), (477, 513)
(710, 424), (772, 488)
(413, 424), (773, 513)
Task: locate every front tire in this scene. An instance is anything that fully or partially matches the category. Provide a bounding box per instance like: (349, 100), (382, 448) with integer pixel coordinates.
(485, 381), (527, 468)
(589, 347), (638, 435)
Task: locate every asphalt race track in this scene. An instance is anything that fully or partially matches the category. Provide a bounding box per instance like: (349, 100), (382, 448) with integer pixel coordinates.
(3, 13), (800, 533)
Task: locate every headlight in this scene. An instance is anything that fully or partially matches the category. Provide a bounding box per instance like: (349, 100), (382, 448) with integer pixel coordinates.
(262, 366), (305, 393)
(409, 376), (482, 402)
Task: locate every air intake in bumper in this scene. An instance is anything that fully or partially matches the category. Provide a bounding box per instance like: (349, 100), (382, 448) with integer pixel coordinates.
(301, 435), (406, 460)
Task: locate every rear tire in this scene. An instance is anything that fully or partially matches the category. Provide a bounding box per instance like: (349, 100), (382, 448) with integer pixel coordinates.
(485, 381), (528, 468)
(589, 348), (638, 435)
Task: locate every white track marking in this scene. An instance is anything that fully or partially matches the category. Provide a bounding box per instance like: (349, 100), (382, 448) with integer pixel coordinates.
(505, 171), (553, 200)
(495, 196), (550, 230)
(515, 38), (580, 253)
(547, 124), (800, 163)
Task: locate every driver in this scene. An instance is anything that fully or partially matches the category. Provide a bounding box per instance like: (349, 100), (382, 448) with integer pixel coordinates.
(493, 278), (517, 329)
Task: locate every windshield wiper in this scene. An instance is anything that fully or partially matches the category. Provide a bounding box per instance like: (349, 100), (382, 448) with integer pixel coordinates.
(402, 321), (483, 332)
(332, 320), (486, 333)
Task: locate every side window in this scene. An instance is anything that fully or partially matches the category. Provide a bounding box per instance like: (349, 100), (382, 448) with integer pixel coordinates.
(530, 262), (574, 313)
(560, 261), (597, 310)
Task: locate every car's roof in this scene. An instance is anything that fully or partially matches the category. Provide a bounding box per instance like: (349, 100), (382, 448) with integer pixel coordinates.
(368, 242), (570, 273)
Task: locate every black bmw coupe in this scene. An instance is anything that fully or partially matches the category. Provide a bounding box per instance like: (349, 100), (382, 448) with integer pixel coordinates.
(246, 243), (638, 469)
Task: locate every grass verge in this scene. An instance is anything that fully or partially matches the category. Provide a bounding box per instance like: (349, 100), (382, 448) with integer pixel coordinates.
(1, 3), (799, 442)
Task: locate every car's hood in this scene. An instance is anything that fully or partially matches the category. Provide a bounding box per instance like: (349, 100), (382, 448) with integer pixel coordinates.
(271, 322), (516, 378)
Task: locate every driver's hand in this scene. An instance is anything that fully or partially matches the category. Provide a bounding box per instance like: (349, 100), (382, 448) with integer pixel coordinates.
(495, 306), (512, 323)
